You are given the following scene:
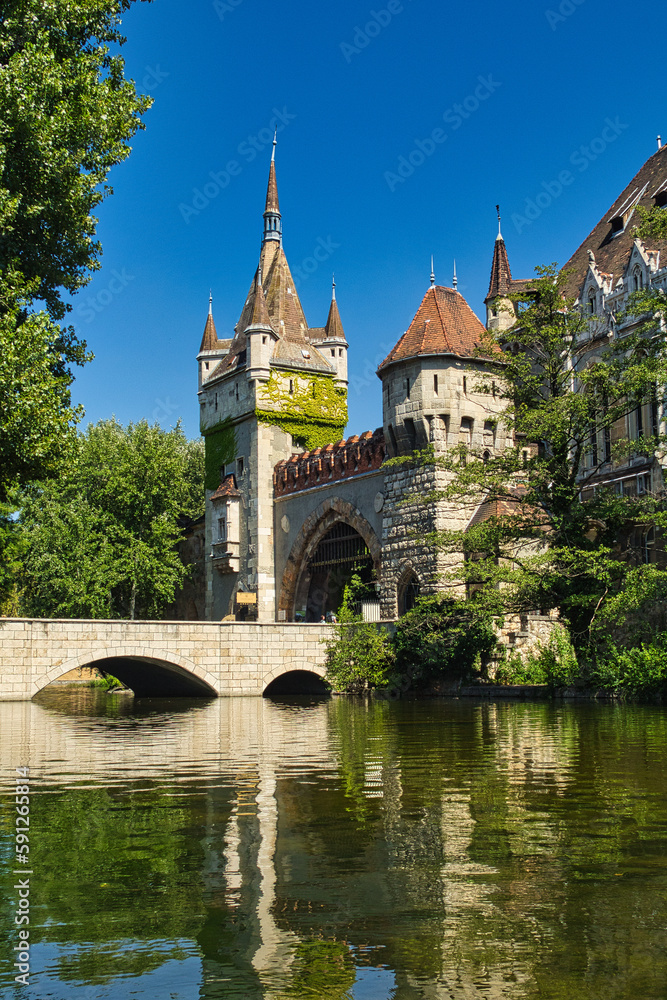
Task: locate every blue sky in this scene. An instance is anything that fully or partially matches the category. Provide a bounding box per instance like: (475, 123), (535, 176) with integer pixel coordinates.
(71, 0), (667, 441)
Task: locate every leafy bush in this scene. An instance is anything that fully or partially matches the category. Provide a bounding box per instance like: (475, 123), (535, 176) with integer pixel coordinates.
(495, 624), (578, 687)
(391, 595), (498, 688)
(589, 636), (667, 696)
(323, 582), (394, 693)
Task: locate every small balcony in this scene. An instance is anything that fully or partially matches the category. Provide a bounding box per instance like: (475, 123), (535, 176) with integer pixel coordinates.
(211, 539), (240, 574)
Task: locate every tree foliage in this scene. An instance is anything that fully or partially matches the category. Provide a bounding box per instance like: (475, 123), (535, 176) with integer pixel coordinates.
(323, 577), (394, 692)
(0, 1), (152, 500)
(17, 419), (204, 620)
(428, 265), (667, 653)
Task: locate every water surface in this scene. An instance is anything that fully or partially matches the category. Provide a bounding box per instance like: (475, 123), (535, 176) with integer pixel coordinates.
(1, 690), (666, 999)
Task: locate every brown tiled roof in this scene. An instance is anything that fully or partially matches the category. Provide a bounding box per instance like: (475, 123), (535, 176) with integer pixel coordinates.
(377, 285), (488, 372)
(323, 295), (346, 342)
(199, 308), (229, 353)
(486, 236), (512, 300)
(561, 145), (667, 299)
(210, 473), (241, 500)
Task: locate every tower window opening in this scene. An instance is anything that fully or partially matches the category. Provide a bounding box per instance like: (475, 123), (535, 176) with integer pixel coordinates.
(205, 362), (209, 370)
(237, 457), (244, 477)
(262, 336), (267, 345)
(404, 418), (417, 451)
(588, 291), (596, 315)
(215, 393), (218, 412)
(463, 376), (467, 394)
(388, 424), (398, 455)
(433, 373), (438, 395)
(339, 349), (343, 357)
(289, 379), (294, 394)
(405, 378), (410, 400)
(331, 349), (335, 357)
(633, 267), (643, 291)
(235, 383), (239, 401)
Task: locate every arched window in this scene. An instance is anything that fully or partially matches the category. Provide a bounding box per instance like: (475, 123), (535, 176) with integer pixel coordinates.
(588, 290), (596, 315)
(633, 266), (643, 291)
(398, 572), (420, 616)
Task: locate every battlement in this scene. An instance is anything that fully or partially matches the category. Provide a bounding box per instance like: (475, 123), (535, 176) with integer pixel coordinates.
(273, 429), (385, 497)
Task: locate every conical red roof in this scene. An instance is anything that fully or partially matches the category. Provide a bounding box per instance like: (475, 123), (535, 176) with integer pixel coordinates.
(377, 286), (487, 372)
(486, 235), (513, 301)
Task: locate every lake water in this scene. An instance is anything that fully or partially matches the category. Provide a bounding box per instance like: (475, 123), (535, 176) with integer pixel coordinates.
(1, 690), (666, 999)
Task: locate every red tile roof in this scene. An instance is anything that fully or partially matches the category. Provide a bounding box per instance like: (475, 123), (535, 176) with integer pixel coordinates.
(377, 285), (488, 372)
(210, 473), (241, 500)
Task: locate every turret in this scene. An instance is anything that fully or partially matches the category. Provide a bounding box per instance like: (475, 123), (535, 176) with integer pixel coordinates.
(485, 207), (516, 333)
(245, 269), (278, 383)
(309, 278), (348, 388)
(197, 294), (230, 389)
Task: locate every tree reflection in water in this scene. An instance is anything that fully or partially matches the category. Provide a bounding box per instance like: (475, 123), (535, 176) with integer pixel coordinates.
(0, 692), (666, 998)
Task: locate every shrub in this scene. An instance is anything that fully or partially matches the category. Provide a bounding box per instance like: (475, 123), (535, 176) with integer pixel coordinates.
(323, 583), (394, 693)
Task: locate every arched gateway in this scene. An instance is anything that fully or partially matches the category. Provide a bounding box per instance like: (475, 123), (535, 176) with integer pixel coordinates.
(278, 498), (382, 621)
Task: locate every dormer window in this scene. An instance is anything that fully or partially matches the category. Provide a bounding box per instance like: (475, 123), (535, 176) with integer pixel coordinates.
(610, 215), (625, 236)
(587, 291), (596, 315)
(655, 190), (667, 208)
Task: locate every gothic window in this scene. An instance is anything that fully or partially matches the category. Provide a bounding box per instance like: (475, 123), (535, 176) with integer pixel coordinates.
(633, 266), (643, 291)
(588, 290), (596, 315)
(433, 373), (439, 395)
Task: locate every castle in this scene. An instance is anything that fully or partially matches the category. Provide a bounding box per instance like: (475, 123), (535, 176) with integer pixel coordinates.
(191, 139), (667, 624)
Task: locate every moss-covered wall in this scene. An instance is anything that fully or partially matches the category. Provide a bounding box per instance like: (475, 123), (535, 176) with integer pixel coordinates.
(202, 417), (237, 491)
(256, 372), (347, 451)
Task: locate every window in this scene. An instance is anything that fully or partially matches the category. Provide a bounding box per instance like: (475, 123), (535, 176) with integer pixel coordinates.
(339, 349), (343, 357)
(205, 362), (209, 370)
(589, 422), (598, 468)
(433, 373), (438, 395)
(644, 525), (656, 564)
(215, 393), (218, 412)
(405, 378), (410, 400)
(404, 418), (417, 450)
(633, 266), (643, 291)
(217, 517), (227, 542)
(262, 336), (267, 345)
(236, 457), (244, 477)
(331, 348), (335, 357)
(289, 379), (294, 394)
(588, 291), (596, 315)
(235, 383), (239, 401)
(463, 376), (467, 394)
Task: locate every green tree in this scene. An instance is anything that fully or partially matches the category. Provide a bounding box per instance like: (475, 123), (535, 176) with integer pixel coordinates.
(428, 264), (667, 653)
(19, 419), (204, 619)
(634, 205), (667, 241)
(323, 577), (394, 692)
(0, 1), (152, 500)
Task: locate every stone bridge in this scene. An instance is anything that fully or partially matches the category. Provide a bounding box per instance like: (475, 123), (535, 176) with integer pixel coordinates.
(0, 619), (331, 700)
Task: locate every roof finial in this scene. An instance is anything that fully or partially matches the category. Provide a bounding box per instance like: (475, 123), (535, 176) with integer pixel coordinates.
(332, 273), (336, 301)
(658, 135), (663, 151)
(272, 128), (277, 162)
(430, 255), (435, 287)
(453, 259), (458, 291)
(208, 289), (213, 315)
(496, 204), (503, 241)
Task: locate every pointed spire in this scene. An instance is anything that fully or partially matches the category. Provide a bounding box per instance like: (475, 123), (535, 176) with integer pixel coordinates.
(430, 256), (435, 287)
(263, 137), (282, 245)
(325, 279), (345, 341)
(332, 274), (336, 301)
(453, 260), (458, 291)
(199, 292), (220, 352)
(271, 128), (277, 161)
(486, 209), (513, 301)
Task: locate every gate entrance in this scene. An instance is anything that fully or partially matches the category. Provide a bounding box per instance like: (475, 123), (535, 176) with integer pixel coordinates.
(298, 522), (375, 622)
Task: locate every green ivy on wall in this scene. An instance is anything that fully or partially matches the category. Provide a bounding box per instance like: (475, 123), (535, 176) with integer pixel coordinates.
(202, 417), (237, 491)
(256, 372), (347, 451)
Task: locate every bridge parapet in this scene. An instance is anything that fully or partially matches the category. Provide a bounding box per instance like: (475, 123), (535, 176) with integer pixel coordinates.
(0, 619), (331, 700)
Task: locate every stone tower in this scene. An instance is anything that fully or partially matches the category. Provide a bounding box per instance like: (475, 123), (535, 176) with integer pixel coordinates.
(198, 143), (348, 622)
(376, 279), (506, 617)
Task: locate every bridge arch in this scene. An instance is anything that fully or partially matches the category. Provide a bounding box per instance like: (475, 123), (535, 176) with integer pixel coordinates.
(262, 663), (328, 697)
(279, 498), (382, 621)
(32, 648), (220, 699)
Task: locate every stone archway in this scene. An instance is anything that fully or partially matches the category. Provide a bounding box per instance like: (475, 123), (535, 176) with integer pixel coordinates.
(279, 499), (382, 621)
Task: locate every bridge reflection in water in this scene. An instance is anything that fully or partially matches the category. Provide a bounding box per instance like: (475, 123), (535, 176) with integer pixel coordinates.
(1, 695), (666, 999)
